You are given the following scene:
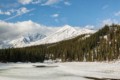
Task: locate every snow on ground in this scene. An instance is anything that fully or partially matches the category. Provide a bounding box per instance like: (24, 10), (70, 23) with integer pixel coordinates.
(0, 62), (120, 80)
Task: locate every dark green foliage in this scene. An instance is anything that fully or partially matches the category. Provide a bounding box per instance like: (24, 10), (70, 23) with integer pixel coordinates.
(0, 24), (120, 62)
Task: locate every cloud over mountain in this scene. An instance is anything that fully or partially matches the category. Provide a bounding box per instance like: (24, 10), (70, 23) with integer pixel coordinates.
(0, 20), (59, 41)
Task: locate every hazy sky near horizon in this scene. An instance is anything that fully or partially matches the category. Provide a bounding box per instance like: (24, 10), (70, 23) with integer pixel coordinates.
(0, 0), (120, 27)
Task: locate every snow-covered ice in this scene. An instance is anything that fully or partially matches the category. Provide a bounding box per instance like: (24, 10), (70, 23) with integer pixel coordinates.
(0, 62), (120, 80)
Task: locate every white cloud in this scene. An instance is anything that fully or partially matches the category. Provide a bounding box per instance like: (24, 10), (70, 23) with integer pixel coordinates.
(18, 0), (33, 5)
(85, 25), (95, 29)
(51, 13), (59, 22)
(115, 11), (120, 16)
(18, 0), (71, 7)
(102, 19), (119, 26)
(0, 20), (60, 41)
(52, 13), (59, 18)
(4, 7), (34, 21)
(42, 0), (60, 6)
(32, 0), (42, 4)
(18, 0), (42, 5)
(17, 7), (30, 15)
(0, 10), (11, 15)
(64, 1), (71, 6)
(9, 9), (16, 13)
(18, 0), (69, 7)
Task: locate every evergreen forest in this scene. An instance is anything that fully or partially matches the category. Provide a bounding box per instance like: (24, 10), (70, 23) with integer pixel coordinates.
(0, 24), (120, 62)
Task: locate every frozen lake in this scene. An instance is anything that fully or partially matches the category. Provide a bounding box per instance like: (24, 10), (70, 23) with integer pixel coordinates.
(0, 62), (120, 80)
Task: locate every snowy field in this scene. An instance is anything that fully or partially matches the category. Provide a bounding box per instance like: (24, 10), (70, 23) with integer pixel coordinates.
(0, 62), (120, 80)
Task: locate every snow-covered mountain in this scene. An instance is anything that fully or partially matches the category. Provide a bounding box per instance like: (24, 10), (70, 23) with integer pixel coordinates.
(29, 25), (95, 46)
(22, 33), (46, 42)
(0, 33), (46, 48)
(0, 25), (95, 48)
(30, 25), (78, 45)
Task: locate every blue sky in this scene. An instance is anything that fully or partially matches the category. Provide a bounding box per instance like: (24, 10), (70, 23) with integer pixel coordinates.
(0, 0), (120, 27)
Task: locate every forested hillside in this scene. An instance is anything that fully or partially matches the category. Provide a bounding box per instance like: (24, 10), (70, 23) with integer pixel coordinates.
(0, 24), (120, 62)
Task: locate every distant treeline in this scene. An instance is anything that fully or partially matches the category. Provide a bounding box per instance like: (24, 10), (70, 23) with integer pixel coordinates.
(0, 24), (120, 62)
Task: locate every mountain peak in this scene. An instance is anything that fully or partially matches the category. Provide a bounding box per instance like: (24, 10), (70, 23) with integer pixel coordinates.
(63, 25), (72, 28)
(62, 25), (75, 30)
(31, 25), (78, 45)
(56, 25), (76, 33)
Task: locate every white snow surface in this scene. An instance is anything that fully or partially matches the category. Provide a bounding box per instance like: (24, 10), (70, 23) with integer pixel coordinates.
(0, 62), (120, 80)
